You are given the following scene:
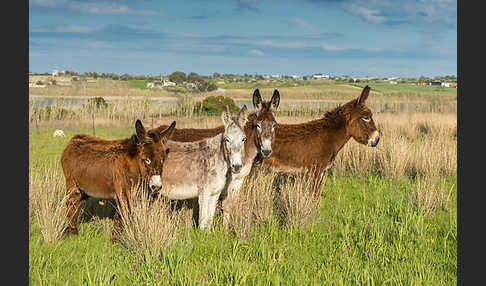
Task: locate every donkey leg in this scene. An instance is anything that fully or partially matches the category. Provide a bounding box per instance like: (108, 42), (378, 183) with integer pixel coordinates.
(221, 193), (233, 229)
(221, 178), (244, 229)
(206, 194), (221, 231)
(65, 183), (88, 236)
(198, 192), (211, 230)
(111, 188), (131, 244)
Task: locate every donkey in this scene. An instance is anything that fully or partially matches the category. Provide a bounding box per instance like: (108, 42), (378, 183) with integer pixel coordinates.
(252, 85), (380, 192)
(157, 105), (249, 230)
(60, 120), (176, 243)
(152, 89), (279, 226)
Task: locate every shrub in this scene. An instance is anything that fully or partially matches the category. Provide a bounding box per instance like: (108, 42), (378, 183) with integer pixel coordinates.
(195, 96), (240, 115)
(88, 97), (108, 109)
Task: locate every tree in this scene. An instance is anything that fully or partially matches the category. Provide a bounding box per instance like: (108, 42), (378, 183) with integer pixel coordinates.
(169, 71), (186, 84)
(193, 77), (217, 92)
(187, 72), (200, 83)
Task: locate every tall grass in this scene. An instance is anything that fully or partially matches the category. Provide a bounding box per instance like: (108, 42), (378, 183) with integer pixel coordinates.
(29, 162), (68, 243)
(408, 177), (454, 216)
(118, 187), (179, 255)
(229, 169), (323, 239)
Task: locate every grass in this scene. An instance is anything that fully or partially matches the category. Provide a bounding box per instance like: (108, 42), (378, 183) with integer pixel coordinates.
(29, 81), (456, 285)
(127, 80), (149, 90)
(29, 173), (456, 285)
(350, 82), (457, 96)
(29, 109), (456, 284)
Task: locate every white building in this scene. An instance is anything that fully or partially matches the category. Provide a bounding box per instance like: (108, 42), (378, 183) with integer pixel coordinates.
(163, 80), (176, 87)
(312, 74), (329, 80)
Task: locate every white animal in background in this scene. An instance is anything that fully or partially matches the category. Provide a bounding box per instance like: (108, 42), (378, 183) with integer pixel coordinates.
(53, 129), (65, 137)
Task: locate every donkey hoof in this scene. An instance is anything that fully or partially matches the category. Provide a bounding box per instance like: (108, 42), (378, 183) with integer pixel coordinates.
(110, 236), (119, 244)
(64, 227), (79, 236)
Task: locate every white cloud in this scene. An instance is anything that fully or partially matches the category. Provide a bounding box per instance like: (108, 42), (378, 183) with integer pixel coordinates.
(346, 4), (385, 24)
(285, 17), (317, 30)
(322, 44), (347, 52)
(248, 49), (263, 55)
(30, 0), (67, 7)
(260, 40), (306, 49)
(69, 2), (160, 16)
(31, 25), (95, 33)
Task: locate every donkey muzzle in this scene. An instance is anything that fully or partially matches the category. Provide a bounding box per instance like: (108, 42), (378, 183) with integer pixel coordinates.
(261, 149), (272, 158)
(231, 164), (242, 174)
(368, 131), (380, 147)
(149, 175), (162, 191)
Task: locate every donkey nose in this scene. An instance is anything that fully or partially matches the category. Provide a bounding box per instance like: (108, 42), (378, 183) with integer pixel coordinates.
(262, 149), (272, 158)
(371, 136), (380, 147)
(149, 175), (162, 191)
(232, 164), (242, 173)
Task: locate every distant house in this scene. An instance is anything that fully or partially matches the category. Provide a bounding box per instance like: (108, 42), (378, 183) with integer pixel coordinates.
(216, 80), (225, 84)
(312, 74), (329, 80)
(271, 74), (281, 79)
(163, 80), (176, 87)
(429, 81), (442, 86)
(291, 75), (302, 80)
(146, 82), (155, 88)
(441, 82), (457, 88)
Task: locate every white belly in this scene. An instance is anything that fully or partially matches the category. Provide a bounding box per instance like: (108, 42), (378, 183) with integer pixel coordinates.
(160, 184), (199, 200)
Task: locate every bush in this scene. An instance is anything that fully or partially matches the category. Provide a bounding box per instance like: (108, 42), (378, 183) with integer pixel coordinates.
(88, 97), (108, 109)
(195, 96), (240, 115)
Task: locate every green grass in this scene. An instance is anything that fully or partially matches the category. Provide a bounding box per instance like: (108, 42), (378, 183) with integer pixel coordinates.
(127, 80), (149, 90)
(29, 127), (457, 285)
(350, 83), (457, 96)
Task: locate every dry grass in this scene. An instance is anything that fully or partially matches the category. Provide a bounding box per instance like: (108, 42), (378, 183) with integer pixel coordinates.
(228, 171), (277, 239)
(229, 169), (323, 239)
(118, 187), (179, 255)
(274, 171), (322, 230)
(408, 177), (454, 216)
(29, 162), (68, 243)
(328, 112), (457, 180)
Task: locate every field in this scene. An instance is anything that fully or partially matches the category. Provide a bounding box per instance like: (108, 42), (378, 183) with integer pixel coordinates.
(29, 82), (457, 285)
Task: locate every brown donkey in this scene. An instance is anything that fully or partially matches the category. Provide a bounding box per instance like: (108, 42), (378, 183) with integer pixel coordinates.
(152, 89), (280, 226)
(252, 85), (380, 191)
(60, 120), (176, 243)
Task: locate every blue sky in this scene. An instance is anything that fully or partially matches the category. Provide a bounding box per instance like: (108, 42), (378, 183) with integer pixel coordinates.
(29, 0), (457, 77)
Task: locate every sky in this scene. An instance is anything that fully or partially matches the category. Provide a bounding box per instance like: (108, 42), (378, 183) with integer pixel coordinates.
(29, 0), (457, 78)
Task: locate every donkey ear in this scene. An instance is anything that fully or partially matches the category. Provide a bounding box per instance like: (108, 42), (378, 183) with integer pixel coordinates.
(271, 89), (280, 109)
(238, 104), (249, 127)
(135, 119), (147, 143)
(357, 85), (371, 105)
(252, 89), (263, 109)
(160, 121), (176, 144)
(221, 105), (232, 128)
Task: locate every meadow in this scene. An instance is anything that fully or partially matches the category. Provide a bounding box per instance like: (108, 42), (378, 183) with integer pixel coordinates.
(29, 83), (457, 285)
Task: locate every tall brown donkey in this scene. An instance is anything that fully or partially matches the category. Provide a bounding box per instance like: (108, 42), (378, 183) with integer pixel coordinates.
(252, 85), (380, 192)
(152, 89), (279, 227)
(60, 120), (176, 243)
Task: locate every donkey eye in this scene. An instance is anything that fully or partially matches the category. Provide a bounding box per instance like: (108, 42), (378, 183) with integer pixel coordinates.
(256, 123), (261, 129)
(144, 158), (151, 165)
(242, 136), (246, 142)
(224, 138), (230, 143)
(361, 116), (370, 122)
